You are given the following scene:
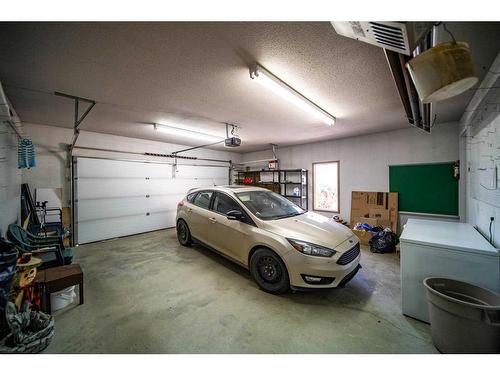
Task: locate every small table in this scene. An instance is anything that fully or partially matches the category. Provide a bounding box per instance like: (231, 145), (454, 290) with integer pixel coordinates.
(35, 264), (84, 314)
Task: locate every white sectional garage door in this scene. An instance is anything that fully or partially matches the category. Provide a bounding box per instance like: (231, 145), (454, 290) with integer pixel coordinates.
(74, 157), (229, 244)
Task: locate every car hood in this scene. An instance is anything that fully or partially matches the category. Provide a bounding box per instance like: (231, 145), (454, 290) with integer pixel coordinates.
(261, 211), (355, 249)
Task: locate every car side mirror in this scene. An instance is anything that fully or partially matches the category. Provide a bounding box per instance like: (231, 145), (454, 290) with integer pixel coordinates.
(227, 209), (245, 221)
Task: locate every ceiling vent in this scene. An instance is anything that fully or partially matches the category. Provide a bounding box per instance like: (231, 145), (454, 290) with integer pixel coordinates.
(331, 22), (434, 55)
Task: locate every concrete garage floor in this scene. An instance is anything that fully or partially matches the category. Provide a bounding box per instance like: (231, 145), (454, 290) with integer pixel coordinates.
(46, 229), (438, 354)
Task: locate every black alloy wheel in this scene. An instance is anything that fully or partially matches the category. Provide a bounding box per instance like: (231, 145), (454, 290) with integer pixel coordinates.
(250, 248), (290, 294)
(176, 220), (192, 246)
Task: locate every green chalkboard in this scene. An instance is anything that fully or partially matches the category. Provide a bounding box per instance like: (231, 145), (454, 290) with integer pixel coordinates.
(389, 163), (458, 216)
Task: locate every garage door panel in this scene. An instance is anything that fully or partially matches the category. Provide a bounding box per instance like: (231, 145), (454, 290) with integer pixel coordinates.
(77, 158), (173, 178)
(77, 179), (149, 199)
(75, 157), (229, 244)
(167, 178), (204, 192)
(147, 194), (182, 210)
(79, 196), (149, 221)
(146, 179), (177, 194)
(143, 163), (175, 178)
(78, 195), (180, 222)
(78, 180), (181, 200)
(78, 194), (180, 222)
(79, 200), (175, 223)
(176, 165), (228, 179)
(78, 215), (148, 244)
(147, 211), (176, 230)
(77, 211), (175, 244)
(170, 178), (227, 190)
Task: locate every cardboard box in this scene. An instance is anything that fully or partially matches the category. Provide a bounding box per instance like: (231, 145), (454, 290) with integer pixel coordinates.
(369, 208), (390, 220)
(376, 219), (392, 229)
(350, 191), (398, 233)
(352, 229), (373, 246)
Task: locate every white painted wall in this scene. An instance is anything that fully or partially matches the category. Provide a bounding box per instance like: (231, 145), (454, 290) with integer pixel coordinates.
(462, 111), (500, 248)
(460, 52), (500, 249)
(240, 122), (460, 231)
(19, 121), (462, 238)
(22, 123), (241, 208)
(0, 121), (21, 237)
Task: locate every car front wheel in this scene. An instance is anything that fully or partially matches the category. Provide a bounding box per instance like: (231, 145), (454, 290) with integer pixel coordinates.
(250, 248), (290, 294)
(176, 219), (192, 246)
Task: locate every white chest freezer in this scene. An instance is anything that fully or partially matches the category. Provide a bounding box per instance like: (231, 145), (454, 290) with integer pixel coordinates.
(400, 219), (499, 323)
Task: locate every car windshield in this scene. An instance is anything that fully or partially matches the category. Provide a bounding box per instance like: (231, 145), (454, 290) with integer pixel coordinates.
(235, 190), (305, 220)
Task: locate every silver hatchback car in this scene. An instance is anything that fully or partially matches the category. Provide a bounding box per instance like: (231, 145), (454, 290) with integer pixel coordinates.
(176, 185), (361, 294)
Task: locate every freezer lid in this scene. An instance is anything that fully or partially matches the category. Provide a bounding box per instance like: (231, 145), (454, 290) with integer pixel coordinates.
(400, 219), (499, 256)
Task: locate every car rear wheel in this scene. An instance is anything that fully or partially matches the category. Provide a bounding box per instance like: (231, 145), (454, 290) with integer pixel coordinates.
(176, 219), (192, 246)
(250, 248), (290, 294)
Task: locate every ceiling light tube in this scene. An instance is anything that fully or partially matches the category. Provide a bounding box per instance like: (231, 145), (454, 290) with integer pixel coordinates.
(249, 64), (336, 126)
(154, 123), (225, 143)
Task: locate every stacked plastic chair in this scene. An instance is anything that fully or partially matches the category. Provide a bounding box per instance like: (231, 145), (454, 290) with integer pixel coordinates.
(7, 224), (73, 270)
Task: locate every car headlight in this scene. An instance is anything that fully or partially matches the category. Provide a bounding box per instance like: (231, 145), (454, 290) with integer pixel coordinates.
(287, 238), (336, 257)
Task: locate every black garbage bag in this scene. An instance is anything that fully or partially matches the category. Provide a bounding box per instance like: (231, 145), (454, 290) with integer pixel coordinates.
(369, 230), (399, 253)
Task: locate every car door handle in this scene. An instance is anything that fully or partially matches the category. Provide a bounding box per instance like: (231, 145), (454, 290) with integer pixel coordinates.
(209, 217), (217, 223)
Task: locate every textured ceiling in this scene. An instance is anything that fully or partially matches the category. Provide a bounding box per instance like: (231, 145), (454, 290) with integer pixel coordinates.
(0, 22), (498, 152)
(433, 22), (500, 124)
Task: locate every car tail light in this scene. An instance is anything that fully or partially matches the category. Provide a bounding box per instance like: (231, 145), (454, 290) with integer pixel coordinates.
(177, 201), (184, 209)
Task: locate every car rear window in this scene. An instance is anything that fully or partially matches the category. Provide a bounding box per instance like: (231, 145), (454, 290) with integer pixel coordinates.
(192, 191), (213, 209)
(186, 192), (197, 203)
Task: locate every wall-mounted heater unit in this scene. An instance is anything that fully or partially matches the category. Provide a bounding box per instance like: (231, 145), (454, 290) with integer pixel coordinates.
(331, 22), (435, 133)
(331, 22), (434, 56)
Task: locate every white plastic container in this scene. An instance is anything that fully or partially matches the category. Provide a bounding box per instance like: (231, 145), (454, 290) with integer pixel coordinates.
(406, 42), (478, 103)
(50, 285), (76, 311)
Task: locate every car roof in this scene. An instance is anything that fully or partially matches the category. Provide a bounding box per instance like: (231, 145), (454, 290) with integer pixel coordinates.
(187, 185), (269, 194)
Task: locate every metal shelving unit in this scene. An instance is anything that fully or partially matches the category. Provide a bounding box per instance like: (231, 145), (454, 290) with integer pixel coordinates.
(236, 169), (308, 210)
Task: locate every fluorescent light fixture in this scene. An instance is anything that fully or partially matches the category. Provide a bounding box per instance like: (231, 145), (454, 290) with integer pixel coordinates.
(250, 64), (336, 126)
(154, 123), (225, 143)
